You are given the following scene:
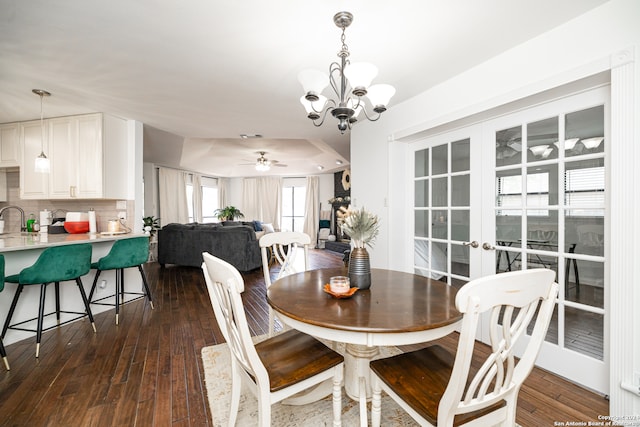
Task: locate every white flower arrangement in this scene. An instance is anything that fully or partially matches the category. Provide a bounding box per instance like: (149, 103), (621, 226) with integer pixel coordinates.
(337, 206), (380, 249)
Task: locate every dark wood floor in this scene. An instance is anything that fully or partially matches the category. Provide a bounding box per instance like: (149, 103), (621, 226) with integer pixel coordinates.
(0, 249), (609, 426)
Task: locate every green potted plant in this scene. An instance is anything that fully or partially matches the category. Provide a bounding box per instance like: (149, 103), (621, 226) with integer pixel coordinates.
(142, 216), (161, 235)
(214, 206), (245, 222)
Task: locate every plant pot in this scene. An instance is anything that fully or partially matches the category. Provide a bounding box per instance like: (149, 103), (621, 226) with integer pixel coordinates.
(348, 247), (371, 290)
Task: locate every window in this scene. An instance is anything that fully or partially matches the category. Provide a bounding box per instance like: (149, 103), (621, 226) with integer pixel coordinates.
(186, 174), (219, 223)
(201, 176), (219, 223)
(496, 171), (549, 216)
(186, 174), (194, 222)
(282, 184), (306, 232)
(565, 164), (604, 216)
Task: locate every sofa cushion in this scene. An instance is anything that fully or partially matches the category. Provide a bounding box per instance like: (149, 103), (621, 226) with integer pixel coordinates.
(253, 220), (263, 231)
(158, 223), (261, 271)
(163, 223), (197, 230)
(262, 223), (275, 234)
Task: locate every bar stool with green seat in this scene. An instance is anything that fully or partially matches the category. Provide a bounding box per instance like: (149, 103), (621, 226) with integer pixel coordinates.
(1, 244), (96, 358)
(0, 254), (10, 370)
(88, 236), (154, 325)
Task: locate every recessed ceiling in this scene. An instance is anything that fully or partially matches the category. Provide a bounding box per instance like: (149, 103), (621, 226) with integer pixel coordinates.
(0, 0), (608, 177)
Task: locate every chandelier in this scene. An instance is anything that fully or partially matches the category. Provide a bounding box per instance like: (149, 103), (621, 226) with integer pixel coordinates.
(298, 11), (395, 134)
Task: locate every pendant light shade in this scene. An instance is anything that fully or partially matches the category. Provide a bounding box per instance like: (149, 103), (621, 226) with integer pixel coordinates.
(32, 89), (51, 174)
(35, 152), (50, 173)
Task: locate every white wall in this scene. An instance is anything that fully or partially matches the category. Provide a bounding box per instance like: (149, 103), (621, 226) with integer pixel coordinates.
(352, 0), (639, 416)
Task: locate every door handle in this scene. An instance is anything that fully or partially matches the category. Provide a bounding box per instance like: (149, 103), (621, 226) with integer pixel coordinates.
(482, 242), (496, 251)
(462, 241), (479, 248)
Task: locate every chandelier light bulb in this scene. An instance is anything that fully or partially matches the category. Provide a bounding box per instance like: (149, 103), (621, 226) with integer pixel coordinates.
(300, 95), (327, 119)
(344, 62), (378, 96)
(298, 69), (329, 101)
(366, 84), (396, 112)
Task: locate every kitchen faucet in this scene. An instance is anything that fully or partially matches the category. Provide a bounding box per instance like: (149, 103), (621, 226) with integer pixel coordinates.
(0, 205), (26, 232)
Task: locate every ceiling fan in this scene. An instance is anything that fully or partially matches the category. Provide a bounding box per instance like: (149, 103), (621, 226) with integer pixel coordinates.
(240, 151), (287, 171)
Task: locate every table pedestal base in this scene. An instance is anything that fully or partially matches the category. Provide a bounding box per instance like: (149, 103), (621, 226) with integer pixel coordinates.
(344, 343), (379, 401)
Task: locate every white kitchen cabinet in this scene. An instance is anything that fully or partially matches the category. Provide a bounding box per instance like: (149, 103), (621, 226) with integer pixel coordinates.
(0, 123), (20, 167)
(20, 113), (129, 200)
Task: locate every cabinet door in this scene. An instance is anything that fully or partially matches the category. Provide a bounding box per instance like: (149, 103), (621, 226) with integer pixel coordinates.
(48, 117), (78, 199)
(76, 114), (103, 198)
(20, 120), (48, 199)
(0, 124), (20, 167)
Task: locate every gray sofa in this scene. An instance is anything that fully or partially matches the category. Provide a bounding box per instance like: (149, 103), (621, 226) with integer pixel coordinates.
(157, 223), (262, 271)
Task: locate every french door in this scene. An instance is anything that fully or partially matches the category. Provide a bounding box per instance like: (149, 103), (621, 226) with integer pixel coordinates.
(412, 86), (609, 393)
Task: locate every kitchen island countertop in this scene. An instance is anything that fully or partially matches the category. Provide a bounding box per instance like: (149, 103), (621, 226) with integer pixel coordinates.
(0, 232), (145, 253)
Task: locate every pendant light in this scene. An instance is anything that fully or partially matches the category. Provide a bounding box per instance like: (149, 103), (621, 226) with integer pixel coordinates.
(32, 89), (51, 173)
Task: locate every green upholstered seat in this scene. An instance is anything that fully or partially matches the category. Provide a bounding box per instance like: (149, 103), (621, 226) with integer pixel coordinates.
(6, 244), (92, 285)
(91, 237), (150, 271)
(1, 244), (96, 358)
(0, 255), (8, 370)
(89, 236), (154, 325)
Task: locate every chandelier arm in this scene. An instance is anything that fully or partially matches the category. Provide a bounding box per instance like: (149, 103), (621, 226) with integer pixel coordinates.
(360, 106), (383, 122)
(311, 106), (335, 128)
(311, 98), (336, 114)
(328, 61), (344, 103)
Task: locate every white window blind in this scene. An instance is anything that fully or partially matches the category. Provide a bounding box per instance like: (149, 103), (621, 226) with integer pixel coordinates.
(565, 166), (604, 216)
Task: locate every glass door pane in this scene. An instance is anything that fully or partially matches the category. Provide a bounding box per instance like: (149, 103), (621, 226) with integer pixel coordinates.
(414, 132), (479, 290)
(490, 95), (606, 368)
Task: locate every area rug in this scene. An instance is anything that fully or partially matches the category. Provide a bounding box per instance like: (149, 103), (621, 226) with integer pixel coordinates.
(201, 336), (419, 426)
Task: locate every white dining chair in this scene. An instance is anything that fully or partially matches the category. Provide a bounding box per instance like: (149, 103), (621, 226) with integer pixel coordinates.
(259, 231), (311, 336)
(201, 252), (344, 427)
(369, 269), (558, 427)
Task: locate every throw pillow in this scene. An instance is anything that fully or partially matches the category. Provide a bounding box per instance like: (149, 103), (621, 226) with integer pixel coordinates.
(253, 220), (263, 232)
(262, 223), (275, 234)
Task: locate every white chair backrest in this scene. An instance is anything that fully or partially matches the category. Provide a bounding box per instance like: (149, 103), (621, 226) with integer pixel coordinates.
(201, 252), (269, 387)
(259, 231), (311, 289)
(438, 269), (558, 424)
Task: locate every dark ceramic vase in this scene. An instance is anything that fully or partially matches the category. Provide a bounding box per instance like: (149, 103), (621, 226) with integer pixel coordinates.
(348, 247), (371, 290)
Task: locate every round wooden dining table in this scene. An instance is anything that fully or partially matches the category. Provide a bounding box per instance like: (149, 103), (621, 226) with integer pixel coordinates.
(267, 267), (462, 401)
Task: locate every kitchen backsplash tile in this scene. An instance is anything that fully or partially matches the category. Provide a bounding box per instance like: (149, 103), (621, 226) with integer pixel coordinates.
(0, 171), (134, 233)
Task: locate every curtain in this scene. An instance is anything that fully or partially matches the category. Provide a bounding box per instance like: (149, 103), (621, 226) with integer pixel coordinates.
(192, 174), (203, 223)
(158, 167), (189, 225)
(303, 176), (319, 246)
(261, 177), (282, 230)
(242, 178), (260, 221)
(218, 177), (228, 210)
(242, 177), (283, 229)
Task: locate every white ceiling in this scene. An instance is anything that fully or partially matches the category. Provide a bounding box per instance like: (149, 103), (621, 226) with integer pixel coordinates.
(0, 0), (608, 177)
